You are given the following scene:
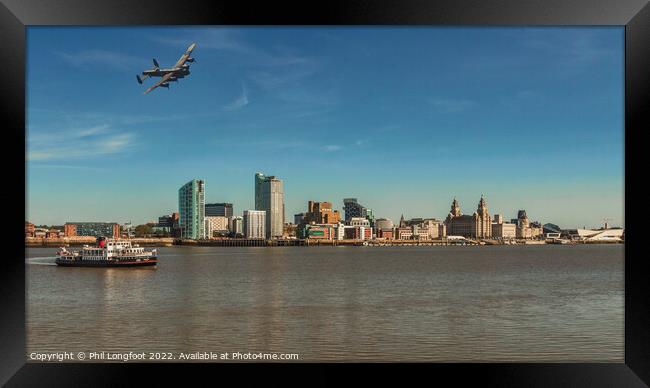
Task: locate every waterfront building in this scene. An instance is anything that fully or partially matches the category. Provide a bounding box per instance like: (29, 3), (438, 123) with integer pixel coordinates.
(402, 217), (424, 227)
(230, 216), (243, 237)
(46, 229), (63, 238)
(205, 216), (229, 238)
(412, 224), (431, 240)
(343, 198), (372, 223)
(64, 222), (120, 238)
(543, 223), (562, 234)
(178, 179), (205, 239)
(302, 224), (334, 240)
(121, 222), (135, 238)
(444, 196), (492, 238)
(304, 201), (341, 224)
(422, 219), (446, 238)
(158, 213), (179, 228)
(283, 223), (297, 238)
(205, 203), (233, 218)
(243, 210), (266, 239)
(374, 218), (394, 231)
(394, 227), (413, 240)
(492, 222), (516, 238)
(254, 172), (285, 239)
(153, 212), (179, 235)
(343, 226), (372, 240)
(376, 229), (395, 239)
(514, 210), (543, 239)
(25, 221), (35, 238)
(563, 228), (624, 242)
(349, 217), (371, 227)
(294, 213), (306, 225)
(333, 223), (346, 240)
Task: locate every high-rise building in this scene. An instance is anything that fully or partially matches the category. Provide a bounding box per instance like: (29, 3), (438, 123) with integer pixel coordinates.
(294, 213), (306, 225)
(243, 210), (266, 239)
(254, 172), (284, 238)
(304, 201), (341, 224)
(205, 203), (233, 218)
(178, 179), (205, 239)
(342, 198), (373, 223)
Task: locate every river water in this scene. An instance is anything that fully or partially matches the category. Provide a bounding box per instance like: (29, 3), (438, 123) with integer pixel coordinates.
(26, 244), (623, 362)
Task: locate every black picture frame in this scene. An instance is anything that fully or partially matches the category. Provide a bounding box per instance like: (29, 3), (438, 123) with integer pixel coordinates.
(2, 0), (648, 386)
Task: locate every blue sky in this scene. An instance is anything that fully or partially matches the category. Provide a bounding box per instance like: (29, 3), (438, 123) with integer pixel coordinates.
(26, 27), (624, 228)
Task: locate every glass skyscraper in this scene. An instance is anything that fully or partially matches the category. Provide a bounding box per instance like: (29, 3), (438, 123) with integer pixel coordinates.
(343, 198), (372, 222)
(254, 172), (285, 239)
(178, 179), (205, 239)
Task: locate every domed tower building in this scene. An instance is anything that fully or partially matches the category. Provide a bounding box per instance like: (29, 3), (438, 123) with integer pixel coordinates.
(447, 198), (461, 220)
(445, 196), (492, 238)
(474, 195), (492, 238)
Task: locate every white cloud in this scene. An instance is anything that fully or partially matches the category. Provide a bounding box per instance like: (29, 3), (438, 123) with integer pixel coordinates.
(28, 125), (136, 161)
(322, 145), (342, 152)
(223, 84), (249, 111)
(152, 28), (313, 67)
(56, 50), (142, 71)
(77, 124), (111, 137)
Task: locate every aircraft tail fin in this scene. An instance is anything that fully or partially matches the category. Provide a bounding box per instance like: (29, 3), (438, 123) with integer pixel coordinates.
(136, 75), (143, 84)
(152, 58), (160, 69)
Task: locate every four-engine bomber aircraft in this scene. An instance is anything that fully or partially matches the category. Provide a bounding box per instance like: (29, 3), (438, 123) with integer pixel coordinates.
(137, 43), (196, 94)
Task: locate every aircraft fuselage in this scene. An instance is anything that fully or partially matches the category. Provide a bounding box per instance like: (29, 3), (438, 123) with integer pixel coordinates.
(142, 67), (190, 77)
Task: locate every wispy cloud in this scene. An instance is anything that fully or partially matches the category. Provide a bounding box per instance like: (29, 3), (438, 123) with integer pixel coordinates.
(461, 29), (620, 75)
(56, 50), (142, 71)
(223, 84), (249, 111)
(247, 68), (318, 91)
(152, 29), (313, 68)
(152, 28), (330, 111)
(522, 29), (618, 66)
(429, 98), (476, 113)
(77, 124), (111, 137)
(28, 125), (136, 161)
(322, 145), (342, 152)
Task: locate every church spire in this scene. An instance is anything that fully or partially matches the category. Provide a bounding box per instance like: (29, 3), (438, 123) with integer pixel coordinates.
(399, 214), (405, 227)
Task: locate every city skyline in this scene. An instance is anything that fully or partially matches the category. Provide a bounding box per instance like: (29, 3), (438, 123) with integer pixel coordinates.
(26, 27), (624, 228)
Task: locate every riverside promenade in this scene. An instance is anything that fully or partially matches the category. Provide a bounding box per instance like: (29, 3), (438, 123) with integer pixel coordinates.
(26, 236), (622, 248)
(25, 237), (175, 247)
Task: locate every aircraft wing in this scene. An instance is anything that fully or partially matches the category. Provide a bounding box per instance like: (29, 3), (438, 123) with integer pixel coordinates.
(143, 73), (173, 94)
(173, 43), (196, 68)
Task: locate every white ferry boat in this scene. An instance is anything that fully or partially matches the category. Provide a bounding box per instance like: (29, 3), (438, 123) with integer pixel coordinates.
(56, 237), (158, 267)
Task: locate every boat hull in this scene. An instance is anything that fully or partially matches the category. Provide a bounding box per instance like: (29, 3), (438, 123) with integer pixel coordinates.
(55, 259), (158, 267)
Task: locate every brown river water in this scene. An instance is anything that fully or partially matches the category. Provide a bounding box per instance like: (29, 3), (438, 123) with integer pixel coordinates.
(26, 244), (623, 362)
